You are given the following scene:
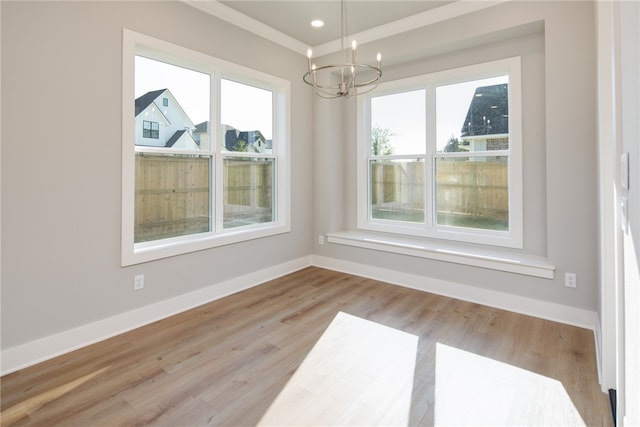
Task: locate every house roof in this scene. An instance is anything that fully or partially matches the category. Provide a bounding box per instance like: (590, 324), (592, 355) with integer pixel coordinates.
(135, 89), (167, 116)
(165, 129), (187, 148)
(194, 121), (208, 133)
(460, 84), (509, 137)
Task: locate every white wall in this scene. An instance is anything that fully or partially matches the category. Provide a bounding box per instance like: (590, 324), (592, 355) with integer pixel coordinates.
(0, 2), (313, 352)
(314, 1), (599, 312)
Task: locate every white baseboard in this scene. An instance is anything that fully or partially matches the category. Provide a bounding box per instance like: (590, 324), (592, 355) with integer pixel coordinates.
(312, 255), (598, 331)
(1, 254), (597, 376)
(594, 314), (606, 392)
(0, 256), (312, 376)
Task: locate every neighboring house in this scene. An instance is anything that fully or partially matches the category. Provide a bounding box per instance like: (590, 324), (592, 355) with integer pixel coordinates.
(460, 83), (509, 152)
(135, 88), (198, 150)
(223, 124), (271, 153)
(193, 121), (209, 149)
(192, 122), (272, 153)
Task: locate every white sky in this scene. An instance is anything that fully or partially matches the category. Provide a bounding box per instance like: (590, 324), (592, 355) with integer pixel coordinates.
(135, 55), (505, 148)
(135, 56), (273, 139)
(371, 75), (508, 155)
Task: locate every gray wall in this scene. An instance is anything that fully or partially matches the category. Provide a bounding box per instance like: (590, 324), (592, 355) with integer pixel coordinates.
(314, 1), (599, 310)
(0, 1), (313, 349)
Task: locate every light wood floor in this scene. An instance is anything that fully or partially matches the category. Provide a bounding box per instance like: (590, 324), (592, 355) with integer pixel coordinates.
(1, 267), (612, 426)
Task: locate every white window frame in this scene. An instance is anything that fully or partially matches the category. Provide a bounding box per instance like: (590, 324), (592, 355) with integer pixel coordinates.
(357, 57), (522, 248)
(122, 29), (290, 266)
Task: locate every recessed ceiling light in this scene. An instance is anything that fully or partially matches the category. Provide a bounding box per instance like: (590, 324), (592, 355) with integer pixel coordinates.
(311, 19), (324, 28)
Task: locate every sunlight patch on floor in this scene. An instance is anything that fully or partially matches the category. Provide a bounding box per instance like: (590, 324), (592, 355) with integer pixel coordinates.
(1, 365), (110, 425)
(258, 311), (419, 426)
(435, 343), (586, 426)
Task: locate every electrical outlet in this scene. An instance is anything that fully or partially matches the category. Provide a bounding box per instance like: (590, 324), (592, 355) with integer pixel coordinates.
(565, 273), (576, 288)
(134, 274), (145, 290)
(318, 235), (325, 245)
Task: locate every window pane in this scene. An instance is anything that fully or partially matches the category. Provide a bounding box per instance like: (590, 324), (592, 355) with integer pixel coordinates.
(436, 76), (508, 153)
(135, 153), (210, 243)
(371, 90), (426, 155)
(221, 80), (273, 153)
(435, 156), (508, 231)
(135, 56), (210, 150)
(370, 159), (425, 222)
(224, 157), (274, 228)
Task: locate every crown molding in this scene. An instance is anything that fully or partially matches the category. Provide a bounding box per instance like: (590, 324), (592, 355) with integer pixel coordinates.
(184, 0), (511, 58)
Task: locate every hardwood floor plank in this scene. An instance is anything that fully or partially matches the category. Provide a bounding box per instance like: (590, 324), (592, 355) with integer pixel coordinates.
(1, 267), (611, 426)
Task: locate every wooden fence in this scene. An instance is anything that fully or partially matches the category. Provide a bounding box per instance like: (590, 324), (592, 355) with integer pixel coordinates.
(371, 159), (508, 225)
(223, 159), (273, 228)
(135, 155), (507, 243)
(134, 154), (272, 243)
(135, 154), (210, 243)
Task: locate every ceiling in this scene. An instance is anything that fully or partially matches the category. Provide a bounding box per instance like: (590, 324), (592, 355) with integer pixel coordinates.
(218, 1), (453, 47)
(186, 1), (504, 56)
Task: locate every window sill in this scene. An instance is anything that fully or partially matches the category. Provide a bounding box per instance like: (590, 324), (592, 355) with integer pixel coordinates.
(326, 230), (555, 279)
(123, 223), (290, 266)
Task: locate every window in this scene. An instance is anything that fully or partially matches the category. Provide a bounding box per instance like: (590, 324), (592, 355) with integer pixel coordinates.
(142, 120), (159, 139)
(122, 30), (290, 265)
(357, 57), (522, 248)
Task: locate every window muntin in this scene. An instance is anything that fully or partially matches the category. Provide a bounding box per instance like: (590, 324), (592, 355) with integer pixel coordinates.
(122, 30), (290, 265)
(358, 57), (522, 248)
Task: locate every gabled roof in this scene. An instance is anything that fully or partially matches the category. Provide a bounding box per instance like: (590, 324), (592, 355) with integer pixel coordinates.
(460, 84), (509, 137)
(135, 89), (167, 117)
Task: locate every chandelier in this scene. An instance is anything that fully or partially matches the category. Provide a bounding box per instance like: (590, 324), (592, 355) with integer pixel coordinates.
(303, 0), (382, 99)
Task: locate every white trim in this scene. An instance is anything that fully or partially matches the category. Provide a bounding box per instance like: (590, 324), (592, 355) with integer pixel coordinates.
(0, 257), (312, 376)
(594, 314), (604, 387)
(122, 29), (291, 266)
(326, 230), (554, 279)
(312, 255), (593, 330)
(357, 57), (523, 249)
(595, 0), (621, 394)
